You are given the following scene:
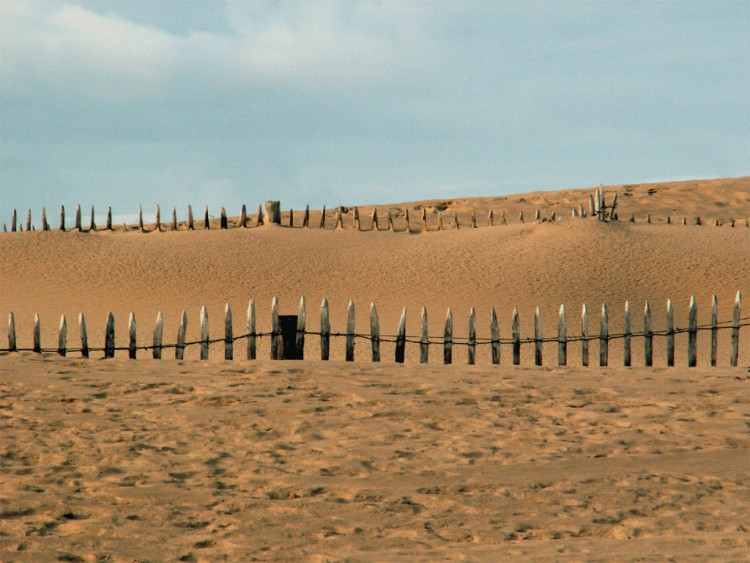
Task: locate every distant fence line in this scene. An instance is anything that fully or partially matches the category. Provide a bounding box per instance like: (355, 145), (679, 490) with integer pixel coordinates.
(4, 292), (746, 368)
(4, 191), (749, 234)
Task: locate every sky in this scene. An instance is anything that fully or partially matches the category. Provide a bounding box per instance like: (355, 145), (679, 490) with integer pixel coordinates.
(1, 0), (748, 223)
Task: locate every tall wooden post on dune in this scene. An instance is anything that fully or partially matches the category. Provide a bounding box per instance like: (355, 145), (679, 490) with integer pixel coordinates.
(688, 296), (697, 367)
(370, 303), (380, 362)
(265, 201), (281, 225)
(247, 300), (256, 360)
(420, 307), (429, 364)
(346, 301), (355, 361)
(395, 307), (407, 363)
(731, 291), (741, 367)
(176, 311), (187, 360)
(320, 298), (330, 361)
(296, 297), (306, 361)
(490, 308), (500, 365)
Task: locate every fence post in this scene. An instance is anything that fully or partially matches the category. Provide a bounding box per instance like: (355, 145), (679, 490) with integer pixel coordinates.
(271, 297), (280, 359)
(188, 205), (194, 230)
(200, 306), (209, 360)
(421, 209), (427, 233)
(581, 304), (589, 367)
(257, 204), (264, 226)
(139, 205), (145, 232)
(731, 291), (741, 367)
(470, 210), (476, 228)
(297, 296), (306, 360)
(666, 298), (674, 367)
(224, 304), (233, 360)
(420, 306), (429, 363)
(155, 205), (162, 232)
(370, 303), (380, 362)
(80, 313), (89, 358)
(105, 312), (115, 358)
(204, 206), (210, 229)
(320, 298), (330, 360)
(346, 300), (355, 361)
(290, 208), (294, 227)
(220, 207), (228, 230)
(444, 308), (452, 364)
(490, 307), (500, 365)
(588, 194), (595, 217)
(371, 208), (378, 231)
(512, 307), (520, 365)
(153, 312), (163, 359)
(247, 300), (256, 360)
(710, 295), (718, 367)
(33, 313), (41, 353)
(354, 207), (360, 231)
(106, 207), (112, 231)
(303, 205), (310, 228)
(688, 296), (697, 367)
(11, 209), (17, 232)
(60, 205), (66, 231)
(600, 303), (608, 366)
(176, 311), (187, 360)
(519, 211), (524, 224)
(58, 315), (67, 356)
(534, 306), (542, 366)
(387, 209), (394, 231)
(395, 307), (406, 363)
(319, 206), (325, 229)
(453, 210), (460, 229)
(128, 313), (137, 359)
(468, 307), (476, 365)
(89, 206), (95, 231)
(438, 211), (443, 231)
(8, 313), (16, 352)
(75, 204), (82, 231)
(172, 207), (178, 231)
(240, 205), (247, 228)
(335, 207), (344, 230)
(644, 301), (653, 367)
(403, 209), (410, 233)
(558, 304), (566, 366)
(42, 207), (49, 231)
(488, 210), (494, 227)
(624, 301), (631, 367)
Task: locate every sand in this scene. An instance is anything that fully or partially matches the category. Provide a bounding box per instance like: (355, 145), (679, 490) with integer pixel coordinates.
(1, 177), (749, 560)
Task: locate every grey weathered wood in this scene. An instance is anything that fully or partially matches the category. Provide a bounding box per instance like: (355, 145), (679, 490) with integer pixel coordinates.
(188, 205), (194, 230)
(534, 209), (541, 222)
(578, 204), (585, 218)
(609, 193), (618, 219)
(599, 303), (608, 366)
(296, 296), (306, 360)
(33, 313), (41, 353)
(370, 303), (380, 362)
(490, 307), (500, 365)
(572, 208), (578, 218)
(8, 313), (16, 352)
(176, 311), (187, 360)
(421, 209), (427, 233)
(512, 307), (521, 365)
(346, 300), (355, 361)
(79, 313), (89, 358)
(558, 304), (567, 366)
(501, 210), (507, 224)
(257, 203), (264, 226)
(371, 208), (378, 231)
(488, 210), (494, 226)
(204, 205), (210, 229)
(11, 209), (17, 232)
(271, 297), (280, 359)
(688, 296), (697, 367)
(624, 301), (631, 367)
(581, 304), (589, 367)
(437, 211), (443, 231)
(395, 307), (406, 363)
(468, 307), (476, 365)
(387, 209), (394, 231)
(303, 205), (310, 228)
(354, 207), (360, 231)
(444, 308), (453, 364)
(220, 207), (228, 229)
(453, 210), (459, 229)
(171, 207), (177, 231)
(105, 312), (115, 358)
(588, 194), (595, 217)
(644, 301), (653, 367)
(60, 205), (66, 231)
(224, 304), (233, 360)
(321, 298), (330, 360)
(420, 306), (429, 363)
(106, 207), (112, 230)
(247, 300), (256, 360)
(550, 212), (556, 221)
(518, 211), (524, 224)
(470, 210), (476, 228)
(710, 294), (718, 367)
(319, 206), (325, 229)
(58, 315), (67, 357)
(534, 306), (542, 366)
(240, 204), (247, 228)
(335, 207), (344, 230)
(75, 204), (82, 231)
(404, 209), (410, 233)
(154, 205), (161, 232)
(731, 291), (741, 367)
(26, 209), (32, 231)
(153, 312), (163, 359)
(42, 207), (49, 231)
(730, 218), (735, 227)
(139, 205), (144, 232)
(128, 312), (137, 359)
(665, 298), (675, 366)
(200, 306), (209, 360)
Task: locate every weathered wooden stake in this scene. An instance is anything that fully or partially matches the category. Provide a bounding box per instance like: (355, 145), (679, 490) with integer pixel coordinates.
(138, 205), (144, 232)
(588, 194), (596, 217)
(512, 307), (521, 365)
(80, 313), (89, 358)
(200, 306), (209, 360)
(104, 312), (115, 358)
(128, 312), (137, 359)
(303, 205), (310, 228)
(688, 296), (697, 367)
(224, 304), (233, 360)
(240, 205), (247, 228)
(534, 306), (542, 366)
(395, 307), (406, 363)
(600, 303), (608, 367)
(204, 205), (210, 229)
(558, 304), (566, 366)
(624, 301), (631, 367)
(535, 209), (541, 222)
(501, 210), (507, 225)
(220, 207), (228, 229)
(437, 211), (443, 231)
(11, 209), (17, 232)
(247, 300), (256, 360)
(421, 209), (427, 233)
(710, 295), (718, 367)
(58, 315), (67, 356)
(468, 307), (476, 365)
(320, 298), (330, 360)
(730, 291), (741, 367)
(370, 303), (380, 362)
(26, 209), (32, 231)
(42, 207), (49, 231)
(420, 306), (429, 363)
(609, 193), (618, 219)
(353, 207), (360, 231)
(176, 311), (187, 360)
(346, 300), (355, 361)
(106, 207), (112, 230)
(153, 312), (163, 359)
(579, 204), (585, 218)
(572, 208), (578, 218)
(289, 208), (294, 227)
(488, 210), (494, 227)
(518, 211), (524, 224)
(444, 308), (453, 364)
(387, 209), (394, 231)
(171, 207), (177, 231)
(695, 216), (701, 226)
(75, 205), (82, 231)
(470, 210), (476, 228)
(550, 212), (556, 221)
(666, 216), (671, 225)
(581, 304), (589, 367)
(271, 297), (280, 359)
(663, 298), (674, 366)
(646, 213), (651, 224)
(296, 296), (306, 360)
(644, 301), (653, 367)
(629, 212), (635, 223)
(453, 210), (460, 229)
(682, 217), (687, 225)
(335, 207), (344, 230)
(8, 313), (16, 352)
(319, 206), (325, 229)
(60, 205), (66, 231)
(490, 307), (500, 365)
(33, 313), (41, 353)
(371, 208), (378, 231)
(155, 205), (162, 232)
(403, 209), (410, 233)
(188, 205), (194, 230)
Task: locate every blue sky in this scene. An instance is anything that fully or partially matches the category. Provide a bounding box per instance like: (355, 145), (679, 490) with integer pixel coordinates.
(1, 0), (748, 222)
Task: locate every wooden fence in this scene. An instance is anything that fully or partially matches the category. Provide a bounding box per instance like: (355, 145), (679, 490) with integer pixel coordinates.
(3, 292), (746, 367)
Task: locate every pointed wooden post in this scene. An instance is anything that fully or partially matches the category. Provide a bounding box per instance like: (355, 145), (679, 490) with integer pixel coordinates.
(11, 209), (17, 232)
(370, 303), (380, 362)
(224, 304), (233, 360)
(171, 207), (177, 231)
(154, 205), (162, 232)
(644, 301), (653, 367)
(257, 203), (264, 226)
(371, 208), (378, 231)
(490, 307), (500, 365)
(58, 315), (67, 357)
(609, 193), (618, 219)
(42, 207), (49, 231)
(438, 211), (444, 231)
(666, 298), (675, 367)
(387, 209), (394, 231)
(303, 205), (310, 228)
(395, 307), (406, 363)
(138, 205), (144, 232)
(710, 295), (718, 367)
(290, 208), (294, 227)
(444, 308), (453, 364)
(666, 216), (671, 225)
(453, 210), (459, 229)
(421, 209), (427, 233)
(629, 212), (635, 223)
(404, 209), (410, 233)
(534, 209), (541, 222)
(600, 303), (608, 367)
(572, 208), (578, 218)
(688, 296), (697, 367)
(188, 205), (195, 230)
(353, 207), (360, 231)
(128, 312), (137, 359)
(176, 311), (187, 360)
(558, 304), (567, 366)
(104, 313), (115, 358)
(247, 300), (256, 360)
(346, 300), (355, 361)
(75, 204), (82, 231)
(240, 204), (247, 228)
(32, 314), (41, 353)
(588, 194), (595, 217)
(468, 307), (476, 365)
(581, 304), (589, 367)
(488, 210), (494, 227)
(534, 306), (542, 366)
(682, 217), (687, 225)
(8, 313), (16, 352)
(624, 301), (631, 367)
(731, 291), (741, 367)
(321, 298), (330, 360)
(296, 296), (306, 360)
(646, 213), (651, 224)
(578, 204), (585, 218)
(512, 307), (521, 365)
(60, 205), (66, 231)
(79, 313), (89, 358)
(26, 209), (32, 231)
(106, 207), (112, 231)
(220, 207), (228, 229)
(420, 306), (429, 363)
(271, 297), (280, 360)
(204, 206), (210, 229)
(153, 312), (163, 359)
(200, 306), (209, 360)
(470, 210), (476, 228)
(319, 206), (325, 229)
(518, 211), (524, 224)
(335, 207), (344, 230)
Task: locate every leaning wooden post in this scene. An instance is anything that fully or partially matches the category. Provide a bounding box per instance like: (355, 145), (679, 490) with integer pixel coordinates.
(296, 296), (306, 360)
(512, 307), (521, 365)
(42, 207), (49, 231)
(730, 291), (741, 367)
(688, 295), (697, 367)
(176, 311), (187, 360)
(204, 205), (210, 229)
(200, 306), (209, 360)
(319, 206), (325, 229)
(558, 304), (567, 366)
(106, 207), (112, 231)
(79, 313), (89, 358)
(104, 312), (115, 358)
(609, 193), (618, 220)
(138, 205), (144, 232)
(644, 301), (653, 367)
(220, 207), (228, 229)
(8, 313), (16, 352)
(346, 300), (355, 361)
(490, 307), (500, 365)
(624, 301), (631, 367)
(371, 208), (378, 231)
(353, 207), (361, 231)
(271, 297), (280, 359)
(128, 312), (137, 359)
(710, 295), (718, 367)
(420, 306), (429, 363)
(468, 307), (476, 365)
(666, 298), (675, 367)
(171, 207), (177, 231)
(581, 304), (589, 367)
(303, 205), (310, 228)
(58, 315), (67, 357)
(534, 306), (542, 366)
(247, 300), (256, 360)
(444, 308), (453, 364)
(155, 205), (162, 232)
(153, 312), (163, 359)
(421, 209), (427, 233)
(33, 313), (41, 353)
(320, 298), (330, 360)
(60, 205), (66, 231)
(240, 205), (247, 228)
(395, 307), (406, 363)
(75, 204), (82, 231)
(224, 304), (233, 360)
(453, 210), (460, 229)
(600, 303), (608, 367)
(370, 303), (380, 362)
(188, 205), (195, 230)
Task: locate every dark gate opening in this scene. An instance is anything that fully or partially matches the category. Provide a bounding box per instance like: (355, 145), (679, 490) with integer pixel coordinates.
(277, 315), (302, 360)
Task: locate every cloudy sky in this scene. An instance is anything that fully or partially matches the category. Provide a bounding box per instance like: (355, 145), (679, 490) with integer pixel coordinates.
(1, 0), (748, 222)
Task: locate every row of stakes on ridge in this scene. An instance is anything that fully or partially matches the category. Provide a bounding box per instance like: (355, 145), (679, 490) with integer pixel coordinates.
(4, 190), (750, 233)
(5, 292), (746, 367)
